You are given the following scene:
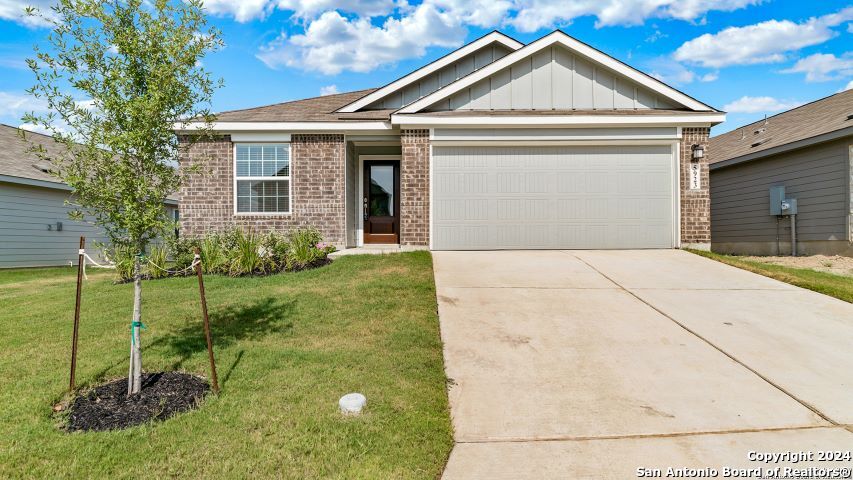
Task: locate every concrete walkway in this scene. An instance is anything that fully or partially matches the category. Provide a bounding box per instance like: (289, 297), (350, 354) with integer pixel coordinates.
(434, 250), (853, 479)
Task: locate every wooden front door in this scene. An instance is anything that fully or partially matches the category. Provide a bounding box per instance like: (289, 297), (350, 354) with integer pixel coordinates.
(363, 160), (400, 244)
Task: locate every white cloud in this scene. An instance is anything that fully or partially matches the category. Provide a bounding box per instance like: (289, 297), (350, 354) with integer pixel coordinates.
(700, 71), (719, 82)
(257, 5), (466, 75)
(781, 52), (853, 82)
(201, 0), (398, 22)
(0, 91), (48, 119)
(646, 58), (695, 85)
(723, 96), (802, 113)
(674, 7), (853, 68)
(0, 0), (55, 27)
(247, 0), (763, 74)
(844, 80), (853, 91)
(510, 0), (760, 31)
(319, 85), (338, 96)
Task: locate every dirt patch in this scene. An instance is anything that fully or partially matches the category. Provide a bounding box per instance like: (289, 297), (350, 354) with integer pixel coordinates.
(741, 255), (853, 278)
(65, 372), (209, 432)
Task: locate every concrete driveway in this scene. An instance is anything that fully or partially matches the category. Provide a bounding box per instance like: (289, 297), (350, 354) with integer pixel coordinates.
(434, 250), (853, 479)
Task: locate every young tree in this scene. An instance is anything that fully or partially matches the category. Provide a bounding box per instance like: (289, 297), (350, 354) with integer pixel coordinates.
(24, 0), (222, 395)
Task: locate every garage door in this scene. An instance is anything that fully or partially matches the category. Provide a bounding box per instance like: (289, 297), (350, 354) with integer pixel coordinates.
(432, 145), (675, 250)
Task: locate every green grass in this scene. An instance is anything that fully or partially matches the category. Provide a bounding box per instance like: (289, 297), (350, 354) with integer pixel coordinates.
(688, 249), (853, 303)
(0, 252), (453, 479)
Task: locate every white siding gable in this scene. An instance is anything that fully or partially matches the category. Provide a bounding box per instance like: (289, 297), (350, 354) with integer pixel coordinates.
(426, 45), (681, 112)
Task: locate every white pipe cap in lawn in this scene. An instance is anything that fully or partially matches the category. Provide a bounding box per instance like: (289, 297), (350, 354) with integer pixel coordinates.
(339, 393), (367, 415)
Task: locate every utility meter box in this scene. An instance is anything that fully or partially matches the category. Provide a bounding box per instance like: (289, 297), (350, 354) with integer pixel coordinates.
(781, 198), (798, 215)
(769, 186), (785, 215)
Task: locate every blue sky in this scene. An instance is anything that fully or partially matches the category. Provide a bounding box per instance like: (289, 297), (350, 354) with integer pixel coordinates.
(0, 0), (851, 135)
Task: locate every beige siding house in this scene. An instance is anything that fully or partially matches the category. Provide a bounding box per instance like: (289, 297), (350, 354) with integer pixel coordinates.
(0, 125), (179, 268)
(176, 31), (725, 251)
(709, 90), (853, 256)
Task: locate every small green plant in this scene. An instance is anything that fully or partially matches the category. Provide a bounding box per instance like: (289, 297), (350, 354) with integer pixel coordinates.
(109, 245), (137, 282)
(147, 245), (169, 279)
(230, 229), (266, 276)
(286, 227), (333, 270)
(200, 234), (228, 274)
(822, 261), (834, 268)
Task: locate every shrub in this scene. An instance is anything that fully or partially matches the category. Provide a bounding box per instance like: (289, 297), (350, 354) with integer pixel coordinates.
(107, 244), (137, 282)
(200, 234), (228, 275)
(147, 244), (169, 279)
(285, 227), (335, 270)
(229, 229), (267, 276)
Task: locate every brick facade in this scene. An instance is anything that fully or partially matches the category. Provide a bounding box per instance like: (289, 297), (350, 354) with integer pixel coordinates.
(679, 127), (711, 248)
(400, 130), (430, 246)
(178, 134), (347, 244)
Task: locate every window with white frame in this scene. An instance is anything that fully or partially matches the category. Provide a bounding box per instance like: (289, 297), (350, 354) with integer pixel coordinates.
(235, 144), (291, 214)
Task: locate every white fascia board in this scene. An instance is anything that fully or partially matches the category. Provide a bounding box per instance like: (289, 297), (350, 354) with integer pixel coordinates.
(398, 31), (716, 114)
(391, 113), (726, 128)
(174, 121), (394, 132)
(336, 32), (524, 113)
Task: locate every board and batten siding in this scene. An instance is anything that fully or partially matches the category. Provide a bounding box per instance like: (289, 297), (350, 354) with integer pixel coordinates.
(366, 44), (513, 110)
(710, 137), (852, 253)
(426, 45), (679, 112)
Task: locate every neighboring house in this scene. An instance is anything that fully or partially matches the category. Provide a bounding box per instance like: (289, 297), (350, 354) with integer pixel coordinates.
(176, 30), (725, 251)
(0, 124), (179, 267)
(709, 90), (853, 256)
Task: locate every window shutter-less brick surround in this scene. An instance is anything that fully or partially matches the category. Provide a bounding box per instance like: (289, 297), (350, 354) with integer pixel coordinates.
(178, 134), (347, 244)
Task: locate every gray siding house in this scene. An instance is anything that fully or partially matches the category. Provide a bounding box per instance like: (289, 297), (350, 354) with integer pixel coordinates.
(709, 90), (853, 256)
(176, 31), (725, 251)
(0, 124), (179, 268)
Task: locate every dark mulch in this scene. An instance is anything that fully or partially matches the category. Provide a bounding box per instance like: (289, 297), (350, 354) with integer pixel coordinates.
(66, 372), (209, 432)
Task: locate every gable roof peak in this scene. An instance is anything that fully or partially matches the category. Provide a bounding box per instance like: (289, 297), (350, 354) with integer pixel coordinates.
(336, 30), (524, 113)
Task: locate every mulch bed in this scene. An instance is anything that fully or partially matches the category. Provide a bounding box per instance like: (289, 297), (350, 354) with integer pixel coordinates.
(66, 372), (209, 432)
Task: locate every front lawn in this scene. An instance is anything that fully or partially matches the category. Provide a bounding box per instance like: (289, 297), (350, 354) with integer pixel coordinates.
(688, 249), (853, 303)
(0, 252), (453, 478)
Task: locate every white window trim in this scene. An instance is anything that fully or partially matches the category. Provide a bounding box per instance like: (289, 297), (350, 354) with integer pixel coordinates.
(233, 142), (293, 216)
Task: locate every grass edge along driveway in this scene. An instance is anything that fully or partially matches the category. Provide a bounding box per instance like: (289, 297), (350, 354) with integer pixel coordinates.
(0, 251), (453, 479)
(688, 249), (853, 303)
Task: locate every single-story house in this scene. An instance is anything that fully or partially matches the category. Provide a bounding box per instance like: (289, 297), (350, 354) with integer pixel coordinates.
(0, 124), (179, 267)
(176, 30), (725, 251)
(709, 90), (852, 256)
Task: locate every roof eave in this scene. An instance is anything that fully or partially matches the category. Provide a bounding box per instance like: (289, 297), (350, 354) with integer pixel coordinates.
(391, 112), (726, 128)
(710, 126), (853, 171)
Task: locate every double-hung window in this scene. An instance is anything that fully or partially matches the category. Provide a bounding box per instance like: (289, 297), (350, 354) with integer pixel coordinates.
(234, 144), (291, 214)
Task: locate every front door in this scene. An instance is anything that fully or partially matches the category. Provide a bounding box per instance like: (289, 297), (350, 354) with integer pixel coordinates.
(363, 160), (400, 244)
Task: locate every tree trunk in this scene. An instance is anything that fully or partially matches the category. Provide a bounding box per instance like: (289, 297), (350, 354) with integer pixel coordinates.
(127, 254), (143, 396)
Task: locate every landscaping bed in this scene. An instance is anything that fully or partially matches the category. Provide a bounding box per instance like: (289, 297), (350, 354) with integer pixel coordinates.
(66, 372), (209, 432)
(0, 252), (452, 478)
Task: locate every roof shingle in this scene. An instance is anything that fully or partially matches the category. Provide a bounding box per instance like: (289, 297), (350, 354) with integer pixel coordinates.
(710, 89), (853, 165)
(213, 88), (395, 122)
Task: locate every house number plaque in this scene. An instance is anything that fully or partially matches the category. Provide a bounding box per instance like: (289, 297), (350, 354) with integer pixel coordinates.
(689, 162), (701, 190)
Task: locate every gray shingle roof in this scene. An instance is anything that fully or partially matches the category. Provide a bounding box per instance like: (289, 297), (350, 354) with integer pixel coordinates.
(214, 88), (394, 122)
(0, 124), (177, 203)
(710, 89), (853, 164)
(0, 123), (65, 185)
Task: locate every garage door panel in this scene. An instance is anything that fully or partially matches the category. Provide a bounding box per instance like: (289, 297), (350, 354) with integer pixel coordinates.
(432, 146), (674, 250)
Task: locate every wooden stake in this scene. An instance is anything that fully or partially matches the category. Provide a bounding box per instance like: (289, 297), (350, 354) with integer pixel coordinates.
(70, 236), (85, 392)
(194, 247), (219, 394)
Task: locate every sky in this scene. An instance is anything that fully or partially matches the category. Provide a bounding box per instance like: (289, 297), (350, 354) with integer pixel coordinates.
(0, 0), (851, 135)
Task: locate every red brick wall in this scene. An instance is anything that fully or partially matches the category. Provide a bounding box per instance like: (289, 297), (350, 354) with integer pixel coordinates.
(400, 130), (430, 246)
(680, 127), (711, 247)
(178, 134), (347, 244)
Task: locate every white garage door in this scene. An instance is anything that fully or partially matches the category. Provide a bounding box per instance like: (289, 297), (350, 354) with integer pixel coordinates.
(432, 145), (675, 250)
